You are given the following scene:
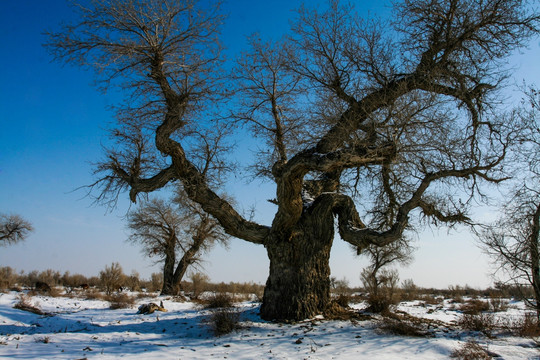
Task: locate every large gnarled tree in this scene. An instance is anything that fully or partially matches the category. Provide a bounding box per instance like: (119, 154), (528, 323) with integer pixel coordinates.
(47, 0), (539, 321)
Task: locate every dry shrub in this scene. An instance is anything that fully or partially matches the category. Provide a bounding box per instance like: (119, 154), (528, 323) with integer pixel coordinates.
(400, 279), (419, 301)
(106, 293), (135, 309)
(209, 308), (240, 336)
(13, 294), (48, 315)
(379, 316), (429, 337)
(34, 336), (51, 344)
(361, 268), (400, 313)
(510, 313), (540, 337)
(488, 296), (508, 313)
(0, 266), (19, 291)
(334, 294), (350, 308)
(189, 273), (210, 299)
(420, 294), (444, 305)
(203, 293), (234, 309)
(458, 313), (496, 336)
(459, 299), (490, 315)
(83, 288), (107, 301)
(450, 340), (492, 359)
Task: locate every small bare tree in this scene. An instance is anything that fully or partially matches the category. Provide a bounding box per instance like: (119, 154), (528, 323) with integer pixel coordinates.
(127, 193), (228, 295)
(360, 238), (414, 312)
(480, 87), (540, 320)
(0, 213), (33, 246)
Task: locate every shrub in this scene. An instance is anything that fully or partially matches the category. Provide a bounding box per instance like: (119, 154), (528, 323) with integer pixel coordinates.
(0, 266), (19, 290)
(420, 294), (443, 305)
(139, 272), (163, 292)
(488, 296), (508, 313)
(450, 340), (492, 359)
(84, 288), (107, 301)
(34, 336), (51, 344)
(61, 272), (90, 294)
(379, 316), (428, 337)
(459, 299), (490, 315)
(334, 294), (350, 308)
(361, 268), (400, 313)
(510, 313), (540, 337)
(107, 293), (135, 309)
(125, 271), (141, 292)
(13, 294), (47, 315)
(401, 279), (419, 301)
(204, 293), (234, 309)
(189, 272), (209, 299)
(209, 308), (240, 336)
(458, 313), (496, 336)
(99, 262), (125, 295)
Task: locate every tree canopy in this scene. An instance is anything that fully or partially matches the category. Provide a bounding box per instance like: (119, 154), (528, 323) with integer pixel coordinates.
(47, 0), (540, 320)
(0, 213), (33, 247)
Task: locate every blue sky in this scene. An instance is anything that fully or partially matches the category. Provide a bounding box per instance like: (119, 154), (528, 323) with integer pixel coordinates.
(1, 0), (539, 288)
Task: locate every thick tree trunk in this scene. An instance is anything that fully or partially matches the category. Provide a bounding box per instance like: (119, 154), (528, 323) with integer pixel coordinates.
(161, 234), (206, 296)
(161, 241), (177, 295)
(260, 204), (335, 321)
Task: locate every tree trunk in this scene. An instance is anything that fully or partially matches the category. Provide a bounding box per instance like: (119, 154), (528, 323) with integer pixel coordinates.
(161, 234), (206, 296)
(531, 203), (540, 321)
(170, 240), (204, 293)
(161, 241), (177, 295)
(260, 204), (335, 321)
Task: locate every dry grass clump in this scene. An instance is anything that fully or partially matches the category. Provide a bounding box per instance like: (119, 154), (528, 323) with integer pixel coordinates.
(13, 294), (48, 315)
(379, 317), (429, 337)
(203, 293), (235, 309)
(83, 288), (108, 301)
(209, 308), (241, 336)
(459, 299), (490, 315)
(419, 294), (444, 305)
(377, 311), (436, 337)
(34, 336), (51, 344)
(106, 293), (135, 309)
(450, 340), (493, 359)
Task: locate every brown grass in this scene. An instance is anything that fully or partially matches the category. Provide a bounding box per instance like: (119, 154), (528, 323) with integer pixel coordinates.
(450, 340), (492, 359)
(106, 293), (135, 309)
(379, 317), (429, 337)
(13, 294), (49, 315)
(459, 299), (490, 315)
(202, 293), (235, 309)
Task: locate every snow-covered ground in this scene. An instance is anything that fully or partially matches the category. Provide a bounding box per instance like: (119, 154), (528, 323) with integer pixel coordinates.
(0, 291), (538, 359)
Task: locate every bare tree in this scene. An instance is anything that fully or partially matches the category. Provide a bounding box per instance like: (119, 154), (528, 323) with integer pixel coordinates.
(47, 0), (540, 321)
(360, 238), (414, 312)
(479, 87), (540, 319)
(0, 213), (33, 246)
(127, 193), (228, 295)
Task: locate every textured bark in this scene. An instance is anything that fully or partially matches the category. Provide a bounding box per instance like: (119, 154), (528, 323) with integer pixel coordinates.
(260, 205), (335, 321)
(531, 203), (540, 321)
(161, 239), (177, 295)
(160, 226), (210, 296)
